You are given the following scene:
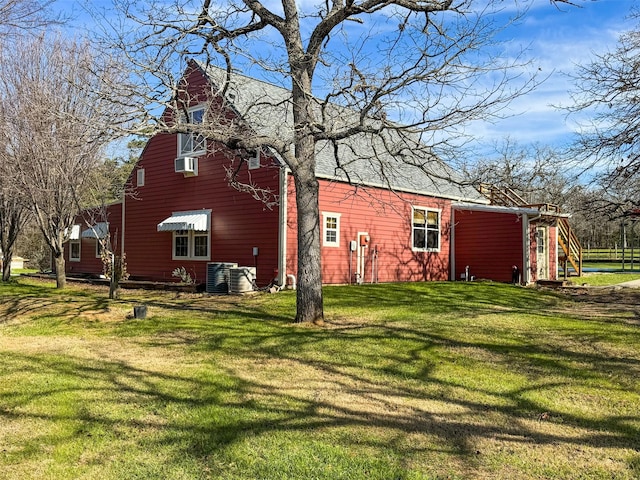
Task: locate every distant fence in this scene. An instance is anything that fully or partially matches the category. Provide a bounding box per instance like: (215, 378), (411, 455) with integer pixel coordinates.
(583, 247), (640, 263)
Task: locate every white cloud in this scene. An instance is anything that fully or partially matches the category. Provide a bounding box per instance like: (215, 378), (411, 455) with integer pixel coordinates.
(461, 0), (636, 151)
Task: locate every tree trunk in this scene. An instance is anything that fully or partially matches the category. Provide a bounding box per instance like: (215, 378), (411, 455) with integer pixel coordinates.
(293, 158), (324, 324)
(109, 278), (119, 299)
(1, 251), (11, 282)
(1, 209), (24, 282)
(53, 252), (66, 289)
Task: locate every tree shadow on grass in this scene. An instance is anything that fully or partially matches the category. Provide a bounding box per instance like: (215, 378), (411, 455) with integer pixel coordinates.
(1, 280), (639, 477)
(1, 312), (639, 478)
(323, 281), (563, 318)
(0, 295), (113, 326)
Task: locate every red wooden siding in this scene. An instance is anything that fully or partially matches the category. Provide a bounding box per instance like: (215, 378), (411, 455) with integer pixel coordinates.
(528, 225), (538, 282)
(453, 208), (524, 283)
(286, 176), (452, 284)
(548, 225), (558, 280)
(123, 136), (280, 286)
(66, 65), (281, 287)
(65, 202), (123, 276)
(66, 62), (505, 288)
(122, 66), (281, 286)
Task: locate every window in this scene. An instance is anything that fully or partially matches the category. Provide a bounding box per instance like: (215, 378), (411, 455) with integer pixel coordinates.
(174, 230), (190, 258)
(69, 224), (81, 261)
(248, 149), (260, 170)
(412, 207), (440, 251)
(69, 240), (81, 261)
(193, 231), (209, 257)
(537, 227), (546, 254)
(322, 213), (341, 247)
(95, 241), (108, 259)
(158, 210), (211, 261)
(173, 229), (209, 260)
(178, 106), (206, 156)
(137, 168), (145, 187)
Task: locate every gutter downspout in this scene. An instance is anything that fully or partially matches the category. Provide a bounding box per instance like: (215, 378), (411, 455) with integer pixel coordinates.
(277, 166), (288, 288)
(450, 207), (456, 281)
(121, 193), (126, 257)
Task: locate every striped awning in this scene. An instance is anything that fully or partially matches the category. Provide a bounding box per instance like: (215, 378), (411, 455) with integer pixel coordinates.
(157, 211), (209, 232)
(82, 222), (109, 239)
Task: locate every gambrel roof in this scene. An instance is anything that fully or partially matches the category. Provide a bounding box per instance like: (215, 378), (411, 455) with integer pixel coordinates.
(196, 61), (487, 203)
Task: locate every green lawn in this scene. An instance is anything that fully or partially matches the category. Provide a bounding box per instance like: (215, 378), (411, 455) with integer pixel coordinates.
(576, 273), (640, 286)
(582, 261), (640, 272)
(11, 268), (39, 275)
(562, 263), (640, 286)
(1, 278), (639, 479)
(583, 248), (640, 262)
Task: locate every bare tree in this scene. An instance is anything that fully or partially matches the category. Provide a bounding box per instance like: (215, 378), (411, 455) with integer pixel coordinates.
(0, 64), (32, 282)
(568, 9), (640, 202)
(0, 136), (30, 281)
(74, 153), (136, 299)
(0, 1), (68, 281)
(0, 34), (122, 288)
(464, 139), (576, 205)
(96, 0), (576, 323)
(462, 137), (618, 251)
(0, 0), (62, 33)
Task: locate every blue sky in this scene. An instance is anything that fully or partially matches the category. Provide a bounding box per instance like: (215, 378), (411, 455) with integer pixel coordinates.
(471, 0), (637, 152)
(59, 0), (636, 156)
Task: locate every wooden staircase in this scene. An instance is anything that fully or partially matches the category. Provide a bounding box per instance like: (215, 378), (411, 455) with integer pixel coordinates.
(477, 184), (528, 207)
(477, 184), (583, 276)
(557, 217), (583, 277)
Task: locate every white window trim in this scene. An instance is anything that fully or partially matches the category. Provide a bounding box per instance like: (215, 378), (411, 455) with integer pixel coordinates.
(248, 149), (260, 170)
(137, 168), (145, 187)
(171, 211), (211, 261)
(177, 105), (207, 157)
(192, 230), (210, 259)
(322, 212), (341, 248)
(411, 206), (441, 253)
(69, 240), (81, 262)
(173, 230), (190, 260)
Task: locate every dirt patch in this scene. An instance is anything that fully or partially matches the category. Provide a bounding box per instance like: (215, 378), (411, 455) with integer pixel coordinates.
(553, 286), (640, 325)
(561, 285), (640, 303)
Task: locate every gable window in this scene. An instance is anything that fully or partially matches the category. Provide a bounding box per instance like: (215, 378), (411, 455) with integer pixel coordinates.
(248, 149), (260, 170)
(157, 210), (211, 261)
(322, 212), (341, 247)
(136, 168), (145, 187)
(178, 106), (206, 156)
(412, 207), (440, 252)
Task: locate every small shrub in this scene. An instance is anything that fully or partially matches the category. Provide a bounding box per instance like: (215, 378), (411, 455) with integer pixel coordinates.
(172, 266), (195, 284)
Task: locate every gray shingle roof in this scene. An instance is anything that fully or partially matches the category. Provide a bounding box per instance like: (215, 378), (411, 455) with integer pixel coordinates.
(198, 61), (486, 203)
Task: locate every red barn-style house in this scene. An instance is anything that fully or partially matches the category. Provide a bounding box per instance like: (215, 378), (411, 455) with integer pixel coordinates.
(65, 62), (581, 289)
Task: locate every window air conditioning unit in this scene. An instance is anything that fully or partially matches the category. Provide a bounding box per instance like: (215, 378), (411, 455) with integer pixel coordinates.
(175, 156), (198, 176)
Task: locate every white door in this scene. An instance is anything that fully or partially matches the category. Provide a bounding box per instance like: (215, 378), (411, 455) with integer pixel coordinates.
(536, 226), (548, 280)
(356, 231), (369, 284)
